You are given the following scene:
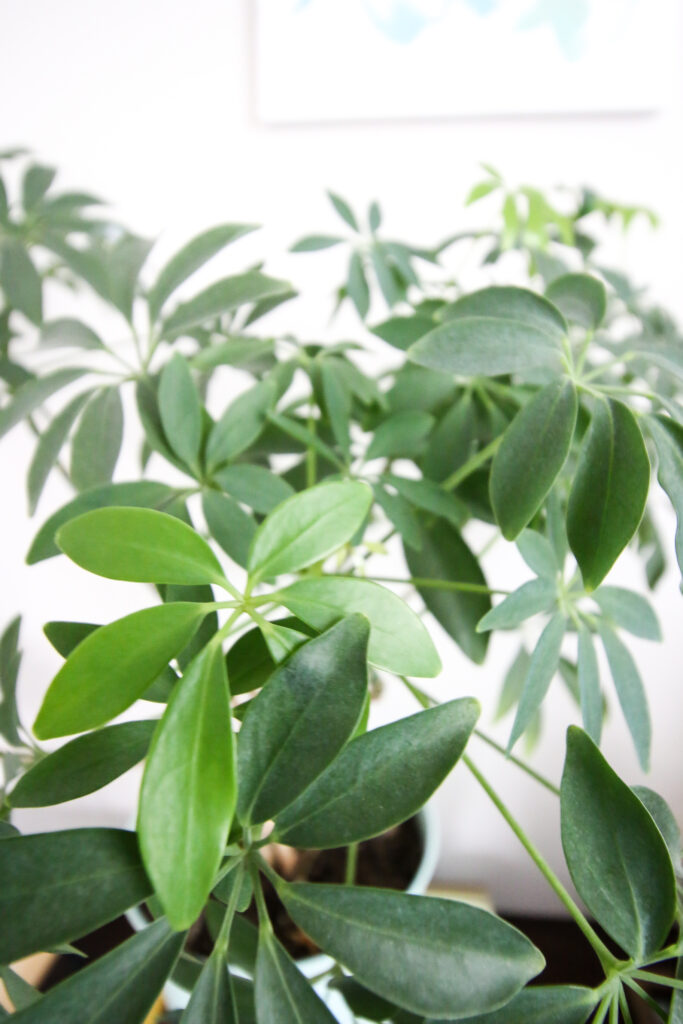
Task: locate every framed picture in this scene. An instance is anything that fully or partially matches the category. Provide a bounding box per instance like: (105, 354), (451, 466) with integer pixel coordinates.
(254, 0), (671, 122)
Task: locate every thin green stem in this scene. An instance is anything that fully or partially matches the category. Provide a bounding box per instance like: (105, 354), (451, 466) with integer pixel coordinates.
(464, 755), (619, 972)
(574, 329), (595, 376)
(442, 434), (503, 492)
(250, 862), (272, 934)
(472, 730), (560, 796)
(581, 352), (637, 383)
(361, 574), (509, 596)
(622, 978), (668, 1022)
(618, 985), (635, 1024)
(306, 405), (318, 488)
(608, 992), (619, 1024)
(345, 843), (359, 886)
(212, 609), (246, 645)
(633, 969), (683, 992)
(593, 993), (612, 1024)
(399, 675), (435, 709)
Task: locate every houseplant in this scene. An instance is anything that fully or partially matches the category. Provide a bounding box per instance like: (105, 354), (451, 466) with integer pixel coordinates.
(0, 149), (682, 1023)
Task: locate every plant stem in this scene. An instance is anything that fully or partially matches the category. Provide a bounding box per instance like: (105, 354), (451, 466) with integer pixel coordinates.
(345, 843), (359, 886)
(622, 978), (669, 1022)
(399, 675), (435, 709)
(306, 405), (317, 488)
(363, 574), (509, 596)
(633, 970), (683, 992)
(463, 755), (619, 972)
(250, 862), (273, 934)
(619, 985), (635, 1024)
(472, 730), (560, 796)
(442, 434), (503, 492)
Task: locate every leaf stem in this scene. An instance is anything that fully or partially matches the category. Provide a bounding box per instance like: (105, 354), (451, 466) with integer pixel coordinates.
(472, 729), (560, 796)
(214, 860), (246, 955)
(345, 843), (359, 886)
(250, 861), (273, 934)
(362, 574), (509, 596)
(441, 434), (503, 492)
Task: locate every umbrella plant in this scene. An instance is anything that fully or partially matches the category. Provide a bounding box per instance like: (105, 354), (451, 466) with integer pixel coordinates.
(0, 150), (681, 1022)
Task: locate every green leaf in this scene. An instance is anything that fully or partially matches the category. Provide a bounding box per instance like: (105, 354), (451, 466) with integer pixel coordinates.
(9, 720), (156, 807)
(190, 336), (275, 373)
(276, 697), (479, 848)
(57, 506), (227, 586)
(577, 626), (602, 744)
(597, 623), (651, 771)
(546, 273), (607, 330)
(0, 367), (86, 441)
(136, 378), (191, 470)
(70, 387), (124, 491)
(370, 314), (435, 351)
(255, 931), (337, 1023)
(561, 727), (676, 958)
(33, 602), (206, 738)
(450, 985), (596, 1024)
(421, 391), (478, 483)
(516, 530), (559, 579)
(405, 518), (490, 664)
(368, 200), (382, 231)
(366, 411), (434, 461)
(490, 380), (577, 539)
(0, 967), (41, 1010)
(0, 829), (152, 964)
(646, 415), (683, 581)
(592, 585), (661, 640)
(477, 579), (556, 632)
(202, 490), (255, 568)
(206, 380), (277, 470)
(371, 243), (403, 307)
(238, 615), (368, 824)
(670, 959), (683, 1024)
(180, 947), (238, 1023)
(215, 464), (294, 513)
(409, 317), (564, 378)
(495, 647), (530, 721)
(465, 179), (500, 205)
(248, 480), (372, 581)
(0, 239), (42, 323)
(9, 918), (183, 1024)
(0, 615), (22, 745)
(213, 865), (253, 910)
(290, 234), (344, 252)
(39, 318), (105, 350)
(347, 251), (370, 318)
(321, 358), (352, 456)
(439, 285), (567, 336)
(387, 474), (466, 527)
(567, 398), (650, 591)
(328, 191), (359, 231)
(632, 786), (682, 868)
(27, 392), (92, 515)
(0, 822), (19, 839)
(158, 354), (202, 469)
(148, 223), (258, 322)
(22, 163), (56, 209)
(276, 883), (544, 1019)
(276, 577), (441, 677)
(106, 234), (153, 322)
(162, 271), (292, 336)
(372, 484), (422, 550)
(138, 643), (235, 929)
(508, 613), (565, 750)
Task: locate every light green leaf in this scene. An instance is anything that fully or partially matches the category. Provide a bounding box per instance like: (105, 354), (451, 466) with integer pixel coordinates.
(516, 530), (559, 579)
(290, 234), (344, 252)
(277, 576), (440, 677)
(450, 985), (595, 1024)
(371, 243), (403, 307)
(276, 697), (479, 848)
(22, 163), (56, 209)
(567, 398), (650, 591)
(27, 392), (92, 515)
(206, 380), (277, 470)
(190, 336), (275, 373)
(597, 623), (651, 771)
(368, 200), (382, 231)
(593, 585), (661, 641)
(181, 947), (238, 1023)
(321, 358), (352, 456)
(495, 647), (530, 722)
(33, 602), (206, 738)
(405, 517), (490, 664)
(57, 506), (227, 586)
(40, 318), (105, 350)
(328, 191), (359, 231)
(255, 931), (337, 1024)
(148, 223), (258, 321)
(508, 613), (565, 750)
(139, 643), (235, 929)
(490, 380), (577, 539)
(9, 918), (183, 1024)
(646, 415), (683, 581)
(577, 626), (602, 744)
(372, 484), (422, 550)
(561, 727), (676, 958)
(0, 829), (152, 964)
(438, 285), (567, 336)
(163, 271), (292, 336)
(202, 490), (255, 568)
(0, 616), (23, 747)
(477, 579), (556, 632)
(70, 387), (124, 491)
(158, 354), (202, 469)
(465, 179), (500, 205)
(238, 616), (369, 825)
(367, 411), (434, 461)
(9, 720), (156, 807)
(546, 273), (607, 330)
(370, 314), (435, 351)
(277, 883), (544, 1019)
(248, 480), (372, 581)
(347, 251), (370, 318)
(106, 234), (153, 322)
(0, 367), (86, 441)
(214, 464), (294, 514)
(0, 239), (42, 323)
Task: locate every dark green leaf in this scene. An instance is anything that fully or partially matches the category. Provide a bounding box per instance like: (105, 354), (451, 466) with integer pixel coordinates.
(238, 616), (369, 825)
(347, 251), (370, 318)
(39, 318), (105, 350)
(405, 518), (490, 664)
(328, 977), (397, 1021)
(226, 625), (277, 696)
(139, 643), (235, 929)
(0, 367), (86, 441)
(180, 947), (238, 1023)
(321, 358), (352, 456)
(0, 822), (19, 839)
(149, 223), (258, 321)
(546, 273), (607, 330)
(508, 613), (565, 750)
(567, 398), (650, 591)
(477, 579), (556, 632)
(577, 626), (602, 743)
(421, 392), (478, 483)
(387, 474), (466, 527)
(561, 727), (676, 958)
(450, 985), (595, 1024)
(57, 506), (227, 586)
(328, 191), (359, 231)
(409, 316), (564, 378)
(276, 698), (479, 847)
(0, 616), (22, 745)
(490, 380), (577, 539)
(255, 931), (337, 1023)
(0, 829), (152, 964)
(22, 163), (56, 209)
(214, 464), (294, 513)
(70, 387), (124, 490)
(33, 603), (206, 738)
(0, 966), (41, 1010)
(158, 354), (202, 469)
(0, 239), (42, 323)
(646, 415), (683, 581)
(206, 380), (276, 469)
(10, 918), (183, 1024)
(276, 883), (544, 1018)
(597, 623), (651, 770)
(163, 272), (292, 336)
(202, 490), (255, 568)
(290, 235), (344, 252)
(276, 577), (441, 677)
(367, 411), (434, 461)
(213, 865), (253, 911)
(106, 234), (153, 321)
(592, 585), (660, 640)
(9, 721), (156, 807)
(370, 314), (435, 351)
(632, 786), (682, 867)
(372, 484), (422, 550)
(27, 392), (92, 514)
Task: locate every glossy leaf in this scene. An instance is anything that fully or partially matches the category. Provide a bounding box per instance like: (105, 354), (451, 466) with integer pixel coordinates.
(367, 411), (434, 461)
(138, 643), (235, 929)
(597, 623), (651, 770)
(577, 626), (602, 744)
(180, 947), (238, 1024)
(646, 415), (683, 580)
(248, 480), (372, 581)
(0, 829), (151, 964)
(405, 517), (490, 664)
(561, 727), (676, 958)
(490, 379), (577, 539)
(275, 698), (479, 848)
(206, 380), (277, 470)
(277, 577), (441, 677)
(158, 354), (202, 468)
(214, 464), (294, 513)
(277, 883), (544, 1019)
(0, 239), (42, 323)
(40, 317), (105, 350)
(9, 918), (183, 1024)
(567, 398), (649, 591)
(477, 579), (556, 632)
(592, 585), (661, 640)
(508, 613), (565, 750)
(57, 506), (227, 586)
(70, 387), (124, 491)
(238, 615), (369, 825)
(163, 271), (291, 336)
(27, 391), (92, 514)
(0, 367), (86, 442)
(9, 720), (156, 807)
(202, 490), (255, 568)
(34, 602), (206, 738)
(148, 222), (258, 321)
(546, 273), (607, 330)
(450, 985), (595, 1024)
(255, 931), (337, 1024)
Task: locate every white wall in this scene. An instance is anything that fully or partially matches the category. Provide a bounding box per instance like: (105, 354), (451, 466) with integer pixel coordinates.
(1, 0), (682, 914)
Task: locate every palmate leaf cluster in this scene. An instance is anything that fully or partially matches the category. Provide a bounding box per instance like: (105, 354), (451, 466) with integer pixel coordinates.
(0, 152), (682, 1022)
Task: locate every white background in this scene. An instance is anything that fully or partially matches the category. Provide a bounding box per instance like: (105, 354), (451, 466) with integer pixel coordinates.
(0, 0), (682, 914)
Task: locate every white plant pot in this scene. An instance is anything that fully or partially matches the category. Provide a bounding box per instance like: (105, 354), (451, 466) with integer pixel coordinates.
(128, 803), (440, 1021)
